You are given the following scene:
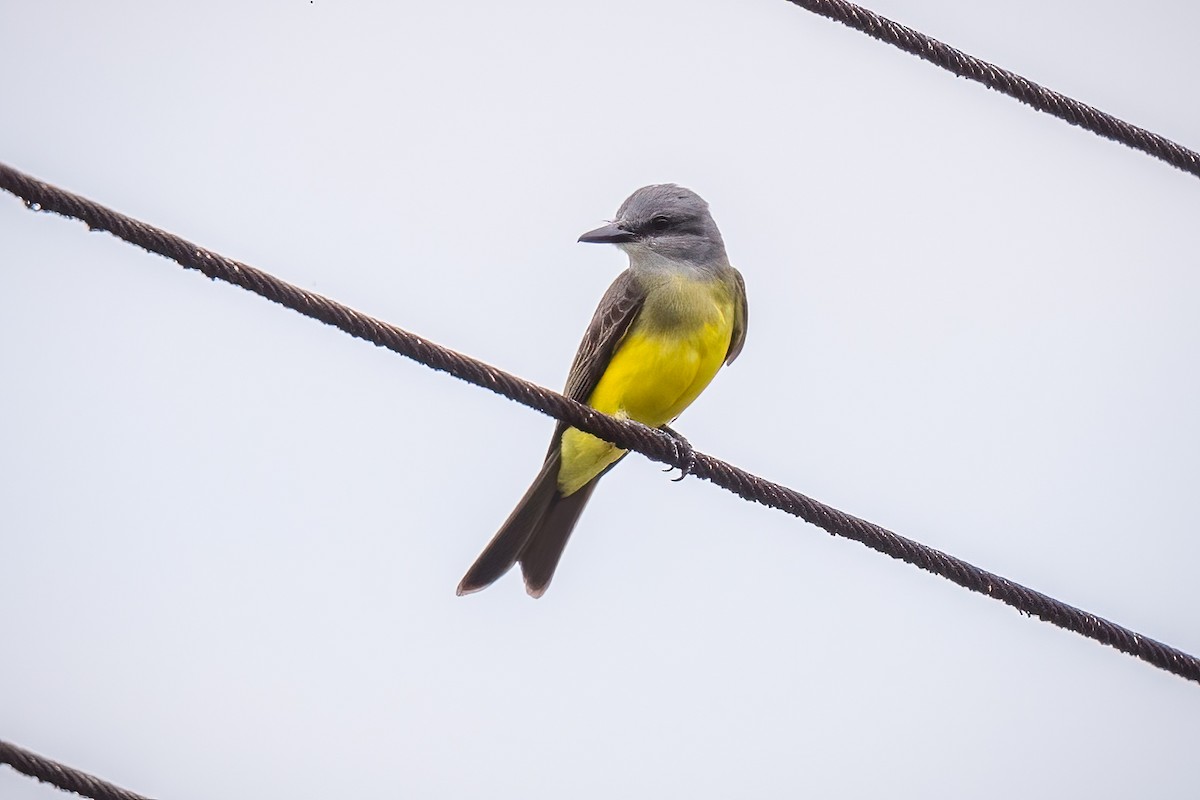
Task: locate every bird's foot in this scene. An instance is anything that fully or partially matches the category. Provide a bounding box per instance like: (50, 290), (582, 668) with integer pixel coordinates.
(659, 425), (696, 482)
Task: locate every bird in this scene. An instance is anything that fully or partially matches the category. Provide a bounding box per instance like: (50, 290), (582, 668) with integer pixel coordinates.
(457, 184), (747, 597)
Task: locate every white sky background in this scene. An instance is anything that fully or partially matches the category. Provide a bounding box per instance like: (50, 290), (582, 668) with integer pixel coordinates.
(2, 1), (1198, 797)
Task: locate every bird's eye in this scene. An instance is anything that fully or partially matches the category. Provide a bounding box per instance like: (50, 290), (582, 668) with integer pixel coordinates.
(649, 215), (671, 231)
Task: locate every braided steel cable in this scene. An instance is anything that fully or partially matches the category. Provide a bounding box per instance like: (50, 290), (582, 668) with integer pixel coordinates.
(0, 739), (153, 800)
(3, 161), (1196, 684)
(784, 0), (1200, 179)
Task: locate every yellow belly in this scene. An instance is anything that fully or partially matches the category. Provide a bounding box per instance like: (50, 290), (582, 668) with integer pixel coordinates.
(557, 282), (735, 496)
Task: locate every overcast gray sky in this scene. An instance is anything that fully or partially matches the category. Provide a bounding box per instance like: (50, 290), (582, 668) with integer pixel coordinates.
(3, 1), (1199, 798)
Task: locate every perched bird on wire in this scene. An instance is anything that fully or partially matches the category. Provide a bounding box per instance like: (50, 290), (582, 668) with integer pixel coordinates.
(457, 184), (748, 598)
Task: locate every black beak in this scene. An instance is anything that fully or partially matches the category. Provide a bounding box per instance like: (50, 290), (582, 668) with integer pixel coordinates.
(578, 222), (637, 244)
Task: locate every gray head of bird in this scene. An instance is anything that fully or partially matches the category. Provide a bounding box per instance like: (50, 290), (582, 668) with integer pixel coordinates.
(578, 184), (728, 270)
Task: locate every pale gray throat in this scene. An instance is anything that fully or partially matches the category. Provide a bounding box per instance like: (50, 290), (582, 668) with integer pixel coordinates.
(620, 242), (731, 280)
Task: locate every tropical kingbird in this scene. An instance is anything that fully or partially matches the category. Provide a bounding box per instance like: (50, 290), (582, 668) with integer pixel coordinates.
(457, 184), (747, 597)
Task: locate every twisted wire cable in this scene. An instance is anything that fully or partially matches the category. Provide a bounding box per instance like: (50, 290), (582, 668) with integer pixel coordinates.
(0, 739), (153, 800)
(3, 161), (1196, 684)
(784, 0), (1200, 179)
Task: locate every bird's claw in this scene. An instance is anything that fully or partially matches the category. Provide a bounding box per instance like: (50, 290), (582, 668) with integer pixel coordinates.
(660, 425), (696, 482)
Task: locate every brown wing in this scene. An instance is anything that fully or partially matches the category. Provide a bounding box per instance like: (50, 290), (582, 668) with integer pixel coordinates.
(544, 270), (645, 456)
(562, 270), (646, 402)
(724, 267), (749, 365)
(460, 271), (646, 597)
